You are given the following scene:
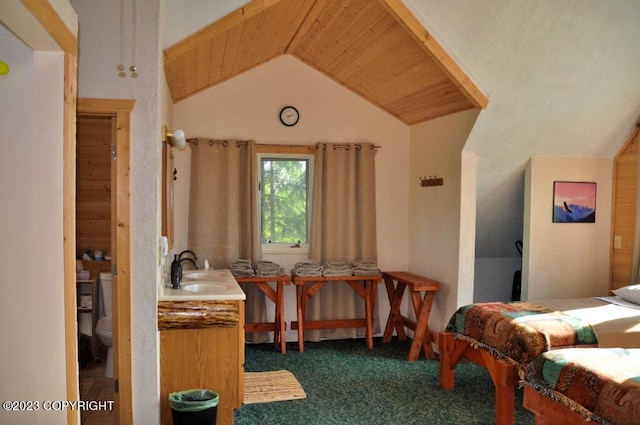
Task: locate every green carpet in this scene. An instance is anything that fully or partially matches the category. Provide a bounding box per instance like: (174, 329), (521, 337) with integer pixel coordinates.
(234, 337), (535, 425)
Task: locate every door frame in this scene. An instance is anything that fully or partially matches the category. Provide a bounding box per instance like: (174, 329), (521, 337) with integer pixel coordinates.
(76, 98), (135, 424)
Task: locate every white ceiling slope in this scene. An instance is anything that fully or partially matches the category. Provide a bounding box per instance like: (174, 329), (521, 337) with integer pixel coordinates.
(406, 0), (640, 257)
(164, 0), (640, 258)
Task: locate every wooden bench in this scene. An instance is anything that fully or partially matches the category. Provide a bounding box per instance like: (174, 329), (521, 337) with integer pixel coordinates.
(382, 271), (439, 361)
(236, 275), (290, 353)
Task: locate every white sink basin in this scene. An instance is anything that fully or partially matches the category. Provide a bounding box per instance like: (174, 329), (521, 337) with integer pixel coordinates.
(182, 269), (228, 280)
(158, 269), (246, 301)
(181, 281), (234, 293)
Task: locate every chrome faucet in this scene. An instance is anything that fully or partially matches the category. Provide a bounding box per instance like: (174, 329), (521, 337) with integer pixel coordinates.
(170, 251), (198, 289)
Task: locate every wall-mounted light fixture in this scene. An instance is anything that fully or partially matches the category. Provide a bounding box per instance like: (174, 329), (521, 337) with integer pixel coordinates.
(162, 125), (186, 150)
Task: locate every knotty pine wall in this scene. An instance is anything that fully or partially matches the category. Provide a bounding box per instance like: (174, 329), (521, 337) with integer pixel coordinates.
(611, 130), (639, 290)
(76, 115), (112, 261)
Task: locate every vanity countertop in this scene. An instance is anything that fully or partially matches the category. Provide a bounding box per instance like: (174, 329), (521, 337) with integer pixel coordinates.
(158, 268), (246, 301)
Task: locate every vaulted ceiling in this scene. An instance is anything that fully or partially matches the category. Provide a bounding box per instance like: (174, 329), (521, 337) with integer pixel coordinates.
(163, 0), (488, 125)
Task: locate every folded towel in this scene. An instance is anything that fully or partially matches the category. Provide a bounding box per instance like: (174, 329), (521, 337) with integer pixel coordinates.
(351, 268), (381, 276)
(229, 259), (255, 277)
(255, 260), (285, 277)
(351, 260), (380, 276)
(292, 260), (324, 277)
(292, 268), (324, 277)
(322, 268), (353, 277)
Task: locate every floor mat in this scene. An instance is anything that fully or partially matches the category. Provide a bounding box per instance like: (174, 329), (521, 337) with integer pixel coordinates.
(243, 370), (306, 404)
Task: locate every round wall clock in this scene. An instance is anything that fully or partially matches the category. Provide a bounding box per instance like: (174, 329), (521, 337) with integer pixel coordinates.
(279, 106), (300, 127)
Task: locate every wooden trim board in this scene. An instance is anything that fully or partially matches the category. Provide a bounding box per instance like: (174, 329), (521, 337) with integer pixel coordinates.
(77, 98), (135, 425)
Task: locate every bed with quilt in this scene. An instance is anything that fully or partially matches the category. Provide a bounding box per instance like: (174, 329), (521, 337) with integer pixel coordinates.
(522, 347), (640, 425)
(438, 286), (640, 425)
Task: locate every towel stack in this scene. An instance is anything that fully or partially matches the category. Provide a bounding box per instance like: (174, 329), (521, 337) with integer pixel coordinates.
(255, 260), (285, 277)
(228, 259), (255, 278)
(291, 261), (324, 277)
(351, 260), (381, 276)
(322, 261), (352, 277)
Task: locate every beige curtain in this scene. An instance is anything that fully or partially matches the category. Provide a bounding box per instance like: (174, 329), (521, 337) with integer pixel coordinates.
(188, 139), (267, 342)
(307, 142), (378, 341)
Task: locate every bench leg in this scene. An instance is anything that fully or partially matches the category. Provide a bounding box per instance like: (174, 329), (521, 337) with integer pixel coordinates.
(296, 284), (305, 352)
(383, 280), (407, 342)
(438, 332), (456, 390)
(408, 291), (435, 361)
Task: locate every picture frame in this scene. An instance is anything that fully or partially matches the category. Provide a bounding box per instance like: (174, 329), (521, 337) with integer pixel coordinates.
(552, 181), (596, 223)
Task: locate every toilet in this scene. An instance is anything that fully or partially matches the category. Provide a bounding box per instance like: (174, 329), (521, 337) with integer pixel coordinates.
(95, 272), (113, 378)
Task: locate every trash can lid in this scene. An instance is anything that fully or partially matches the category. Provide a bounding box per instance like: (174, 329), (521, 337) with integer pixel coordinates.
(169, 389), (219, 412)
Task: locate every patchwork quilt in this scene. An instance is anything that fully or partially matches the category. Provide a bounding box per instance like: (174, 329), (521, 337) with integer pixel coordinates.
(446, 302), (598, 365)
(525, 348), (640, 425)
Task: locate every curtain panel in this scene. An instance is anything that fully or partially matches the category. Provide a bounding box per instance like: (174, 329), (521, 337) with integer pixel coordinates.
(307, 142), (379, 341)
(188, 139), (267, 342)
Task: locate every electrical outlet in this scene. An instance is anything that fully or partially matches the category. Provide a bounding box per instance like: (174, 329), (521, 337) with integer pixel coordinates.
(614, 235), (622, 249)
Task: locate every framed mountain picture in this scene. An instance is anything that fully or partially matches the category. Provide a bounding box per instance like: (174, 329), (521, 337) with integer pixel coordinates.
(552, 181), (596, 223)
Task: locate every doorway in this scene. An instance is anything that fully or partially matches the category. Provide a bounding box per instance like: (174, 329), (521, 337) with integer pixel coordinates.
(76, 114), (114, 423)
(75, 98), (134, 424)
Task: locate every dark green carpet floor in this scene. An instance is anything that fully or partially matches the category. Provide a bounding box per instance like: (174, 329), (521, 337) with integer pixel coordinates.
(234, 337), (535, 425)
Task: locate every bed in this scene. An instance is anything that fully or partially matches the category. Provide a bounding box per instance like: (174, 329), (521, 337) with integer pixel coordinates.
(522, 347), (640, 425)
(438, 287), (640, 425)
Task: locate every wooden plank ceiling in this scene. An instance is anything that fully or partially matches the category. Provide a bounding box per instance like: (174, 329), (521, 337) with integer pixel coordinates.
(164, 0), (488, 124)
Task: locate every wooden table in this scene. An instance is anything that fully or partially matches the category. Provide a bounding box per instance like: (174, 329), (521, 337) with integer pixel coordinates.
(236, 275), (290, 353)
(290, 274), (382, 352)
(382, 271), (439, 361)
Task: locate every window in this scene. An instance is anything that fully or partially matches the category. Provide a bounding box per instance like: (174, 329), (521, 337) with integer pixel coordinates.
(258, 154), (313, 250)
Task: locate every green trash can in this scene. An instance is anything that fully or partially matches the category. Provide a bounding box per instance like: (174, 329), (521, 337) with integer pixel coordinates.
(169, 389), (219, 425)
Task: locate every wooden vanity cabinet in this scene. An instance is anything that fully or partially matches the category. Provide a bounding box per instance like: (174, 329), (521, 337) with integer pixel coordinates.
(159, 300), (245, 425)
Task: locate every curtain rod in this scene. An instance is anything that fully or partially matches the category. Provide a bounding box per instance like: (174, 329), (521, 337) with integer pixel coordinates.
(186, 138), (247, 147)
(186, 138), (381, 150)
(325, 143), (381, 150)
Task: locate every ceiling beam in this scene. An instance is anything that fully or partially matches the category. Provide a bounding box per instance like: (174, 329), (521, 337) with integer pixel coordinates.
(19, 0), (77, 55)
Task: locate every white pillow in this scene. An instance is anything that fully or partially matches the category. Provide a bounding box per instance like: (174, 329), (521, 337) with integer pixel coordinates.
(612, 284), (640, 305)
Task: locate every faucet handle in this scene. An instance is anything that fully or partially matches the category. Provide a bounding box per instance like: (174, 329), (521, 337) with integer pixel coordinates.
(170, 255), (182, 289)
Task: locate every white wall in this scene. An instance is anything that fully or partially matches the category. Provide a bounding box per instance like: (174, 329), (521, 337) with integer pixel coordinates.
(408, 109), (479, 332)
(474, 257), (522, 302)
(173, 55), (410, 339)
(523, 157), (613, 300)
(406, 0), (640, 261)
(0, 35), (67, 425)
(70, 0), (162, 422)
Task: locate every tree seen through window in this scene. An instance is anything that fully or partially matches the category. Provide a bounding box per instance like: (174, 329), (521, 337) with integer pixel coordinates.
(260, 158), (309, 244)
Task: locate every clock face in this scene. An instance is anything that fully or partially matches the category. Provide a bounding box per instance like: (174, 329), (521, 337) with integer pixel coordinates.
(279, 106), (299, 127)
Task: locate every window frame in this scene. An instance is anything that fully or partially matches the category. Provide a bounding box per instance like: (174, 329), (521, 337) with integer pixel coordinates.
(257, 152), (314, 254)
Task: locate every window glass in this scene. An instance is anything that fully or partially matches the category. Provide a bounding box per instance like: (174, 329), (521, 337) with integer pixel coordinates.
(259, 155), (313, 247)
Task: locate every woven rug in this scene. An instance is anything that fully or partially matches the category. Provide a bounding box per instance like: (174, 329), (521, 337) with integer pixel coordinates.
(243, 370), (306, 404)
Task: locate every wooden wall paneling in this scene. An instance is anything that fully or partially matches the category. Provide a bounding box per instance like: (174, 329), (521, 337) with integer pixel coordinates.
(231, 14), (260, 75)
(164, 58), (185, 101)
(611, 128), (639, 290)
(219, 24), (244, 83)
(163, 0), (487, 123)
(294, 0), (385, 67)
(76, 115), (112, 256)
(377, 0), (488, 110)
(195, 39), (213, 92)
